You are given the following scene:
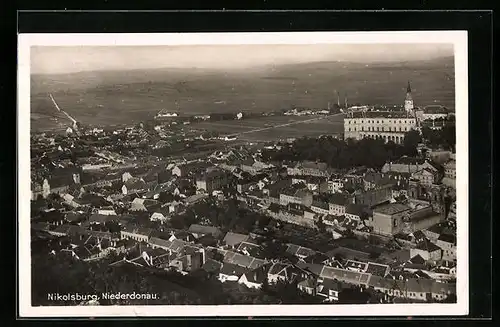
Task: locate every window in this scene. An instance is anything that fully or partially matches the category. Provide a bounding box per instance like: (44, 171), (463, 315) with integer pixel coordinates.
(393, 219), (398, 227)
(361, 127), (364, 131)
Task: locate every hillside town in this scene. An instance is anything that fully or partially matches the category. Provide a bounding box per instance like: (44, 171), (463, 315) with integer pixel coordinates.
(30, 82), (457, 306)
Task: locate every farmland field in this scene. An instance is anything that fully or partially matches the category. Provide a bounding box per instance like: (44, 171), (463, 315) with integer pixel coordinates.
(190, 114), (345, 141)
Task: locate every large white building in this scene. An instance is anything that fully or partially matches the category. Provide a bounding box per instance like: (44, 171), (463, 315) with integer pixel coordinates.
(343, 82), (419, 144)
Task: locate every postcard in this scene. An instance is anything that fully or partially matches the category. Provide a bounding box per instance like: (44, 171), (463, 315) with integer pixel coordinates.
(18, 31), (468, 317)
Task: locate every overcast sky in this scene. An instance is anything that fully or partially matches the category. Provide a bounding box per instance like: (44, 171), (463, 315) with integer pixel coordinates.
(31, 44), (454, 75)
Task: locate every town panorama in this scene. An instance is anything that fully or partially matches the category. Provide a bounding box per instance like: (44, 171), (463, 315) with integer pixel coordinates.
(29, 46), (457, 307)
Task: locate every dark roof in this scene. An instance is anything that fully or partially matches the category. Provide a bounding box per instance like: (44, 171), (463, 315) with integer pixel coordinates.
(373, 203), (410, 215)
(220, 262), (249, 276)
(223, 232), (249, 247)
(345, 203), (369, 218)
(365, 262), (390, 277)
(89, 214), (117, 224)
(188, 224), (222, 237)
(415, 240), (442, 253)
(303, 252), (330, 264)
(202, 258), (223, 273)
(437, 233), (456, 245)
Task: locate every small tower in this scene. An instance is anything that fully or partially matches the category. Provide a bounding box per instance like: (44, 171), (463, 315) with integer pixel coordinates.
(404, 81), (414, 113)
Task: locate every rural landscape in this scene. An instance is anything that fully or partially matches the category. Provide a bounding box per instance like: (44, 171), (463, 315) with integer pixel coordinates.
(28, 43), (458, 308)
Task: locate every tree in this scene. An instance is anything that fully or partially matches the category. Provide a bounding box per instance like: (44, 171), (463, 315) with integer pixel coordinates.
(402, 130), (421, 156)
(315, 216), (326, 233)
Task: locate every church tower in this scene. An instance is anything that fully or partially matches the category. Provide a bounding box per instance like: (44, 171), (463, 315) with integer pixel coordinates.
(404, 81), (414, 113)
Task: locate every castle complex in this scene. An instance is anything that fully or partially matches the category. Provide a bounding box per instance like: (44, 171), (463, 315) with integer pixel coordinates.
(343, 82), (420, 144)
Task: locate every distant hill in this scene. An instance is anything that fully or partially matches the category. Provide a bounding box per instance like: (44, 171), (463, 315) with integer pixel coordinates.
(30, 56), (455, 129)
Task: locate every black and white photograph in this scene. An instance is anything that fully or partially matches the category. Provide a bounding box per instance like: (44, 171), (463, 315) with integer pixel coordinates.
(18, 31), (468, 317)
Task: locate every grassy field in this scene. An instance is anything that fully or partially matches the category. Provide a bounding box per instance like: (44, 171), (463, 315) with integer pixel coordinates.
(189, 114), (344, 141)
(30, 56), (455, 131)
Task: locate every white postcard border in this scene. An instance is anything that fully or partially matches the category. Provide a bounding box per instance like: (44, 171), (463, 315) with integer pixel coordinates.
(18, 31), (469, 317)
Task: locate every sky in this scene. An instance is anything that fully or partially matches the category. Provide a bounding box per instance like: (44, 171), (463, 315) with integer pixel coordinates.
(31, 44), (454, 75)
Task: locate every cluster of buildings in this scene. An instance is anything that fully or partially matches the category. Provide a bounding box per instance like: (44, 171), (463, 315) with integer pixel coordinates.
(30, 81), (457, 304)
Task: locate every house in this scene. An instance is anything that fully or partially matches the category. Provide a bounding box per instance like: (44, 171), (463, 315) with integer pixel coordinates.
(195, 169), (231, 194)
(435, 233), (457, 261)
(287, 161), (329, 177)
(442, 157), (456, 189)
(303, 252), (331, 265)
(327, 178), (344, 194)
(148, 237), (173, 251)
(410, 168), (439, 186)
(237, 240), (263, 257)
(62, 193), (81, 208)
(38, 209), (66, 226)
(328, 193), (350, 216)
(238, 264), (271, 289)
(218, 263), (250, 283)
(382, 156), (438, 175)
(310, 197), (330, 216)
(367, 275), (433, 302)
(371, 203), (411, 236)
(169, 249), (205, 273)
(345, 203), (370, 221)
(410, 239), (442, 262)
(188, 224), (223, 239)
(97, 208), (117, 216)
(267, 262), (299, 284)
(291, 175), (328, 193)
(365, 262), (391, 277)
(89, 213), (118, 225)
(122, 178), (147, 195)
(40, 168), (81, 198)
(222, 250), (267, 269)
(363, 172), (394, 191)
(65, 212), (85, 224)
(297, 277), (318, 296)
(240, 159), (274, 175)
(150, 211), (168, 223)
(286, 244), (317, 260)
(320, 266), (372, 287)
(130, 198), (161, 212)
(316, 278), (343, 302)
(223, 232), (250, 248)
(172, 161), (211, 177)
(279, 184), (313, 207)
(421, 225), (441, 244)
(201, 258), (223, 275)
(344, 260), (368, 273)
(120, 227), (153, 242)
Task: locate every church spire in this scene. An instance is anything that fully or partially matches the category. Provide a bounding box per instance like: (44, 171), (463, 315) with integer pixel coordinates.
(407, 80), (412, 94)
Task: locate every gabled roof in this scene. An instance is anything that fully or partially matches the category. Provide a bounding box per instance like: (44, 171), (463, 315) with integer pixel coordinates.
(415, 240), (442, 253)
(202, 258), (223, 273)
(220, 262), (249, 277)
(89, 214), (118, 224)
(365, 262), (390, 277)
(268, 262), (292, 276)
(148, 237), (172, 249)
(188, 224), (222, 237)
(124, 177), (147, 191)
(320, 266), (372, 286)
(223, 232), (250, 247)
(437, 233), (456, 245)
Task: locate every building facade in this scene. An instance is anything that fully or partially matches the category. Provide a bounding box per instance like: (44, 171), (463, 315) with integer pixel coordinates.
(343, 82), (419, 144)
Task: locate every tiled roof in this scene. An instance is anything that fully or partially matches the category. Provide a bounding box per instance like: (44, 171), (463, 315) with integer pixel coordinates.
(223, 232), (250, 247)
(320, 266), (372, 286)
